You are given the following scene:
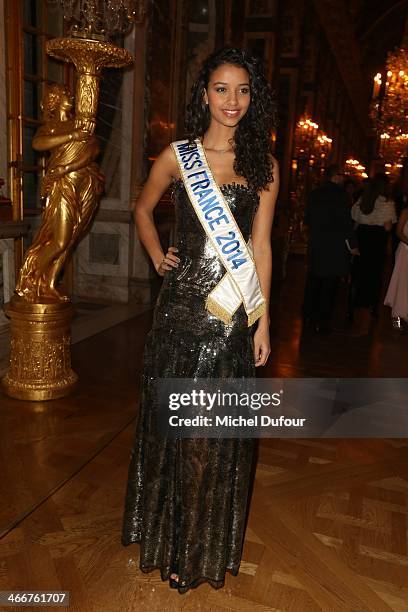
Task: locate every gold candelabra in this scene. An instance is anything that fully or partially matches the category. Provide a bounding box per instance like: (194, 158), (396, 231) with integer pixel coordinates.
(383, 161), (405, 179)
(294, 116), (333, 167)
(344, 158), (368, 179)
(47, 0), (146, 40)
(289, 115), (334, 254)
(2, 36), (133, 401)
(370, 40), (408, 162)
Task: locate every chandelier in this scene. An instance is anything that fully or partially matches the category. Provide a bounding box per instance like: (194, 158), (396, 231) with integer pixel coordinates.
(289, 116), (334, 255)
(294, 116), (333, 166)
(384, 161), (404, 179)
(378, 131), (408, 161)
(47, 0), (147, 40)
(370, 43), (408, 161)
(344, 159), (368, 179)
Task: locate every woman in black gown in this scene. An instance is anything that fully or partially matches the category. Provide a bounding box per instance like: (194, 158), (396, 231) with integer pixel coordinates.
(122, 48), (279, 594)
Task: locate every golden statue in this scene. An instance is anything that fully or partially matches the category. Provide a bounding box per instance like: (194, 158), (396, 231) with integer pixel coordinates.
(15, 84), (104, 302)
(3, 37), (133, 400)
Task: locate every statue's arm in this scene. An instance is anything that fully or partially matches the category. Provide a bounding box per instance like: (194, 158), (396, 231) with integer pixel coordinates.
(47, 138), (99, 177)
(54, 154), (94, 176)
(33, 126), (88, 152)
(32, 127), (73, 152)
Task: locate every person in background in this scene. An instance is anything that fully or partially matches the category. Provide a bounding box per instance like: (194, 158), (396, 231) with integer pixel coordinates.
(350, 173), (396, 318)
(384, 207), (408, 330)
(344, 178), (357, 208)
(391, 176), (408, 261)
(302, 164), (358, 334)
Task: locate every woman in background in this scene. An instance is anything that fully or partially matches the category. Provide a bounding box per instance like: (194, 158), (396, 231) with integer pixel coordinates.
(350, 173), (396, 317)
(384, 207), (408, 329)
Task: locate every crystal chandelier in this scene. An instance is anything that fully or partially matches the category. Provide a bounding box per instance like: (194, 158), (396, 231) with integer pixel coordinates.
(370, 42), (408, 161)
(344, 159), (368, 179)
(378, 132), (408, 161)
(384, 160), (404, 178)
(294, 116), (333, 165)
(48, 0), (147, 40)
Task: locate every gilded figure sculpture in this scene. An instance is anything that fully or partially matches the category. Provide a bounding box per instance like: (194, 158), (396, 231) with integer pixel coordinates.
(3, 38), (132, 400)
(15, 83), (104, 303)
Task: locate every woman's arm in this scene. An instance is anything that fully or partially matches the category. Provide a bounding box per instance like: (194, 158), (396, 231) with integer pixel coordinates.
(384, 199), (397, 231)
(396, 208), (408, 244)
(351, 202), (360, 224)
(251, 158), (280, 366)
(134, 145), (180, 275)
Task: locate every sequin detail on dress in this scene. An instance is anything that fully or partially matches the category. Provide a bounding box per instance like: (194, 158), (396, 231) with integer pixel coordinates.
(121, 181), (260, 594)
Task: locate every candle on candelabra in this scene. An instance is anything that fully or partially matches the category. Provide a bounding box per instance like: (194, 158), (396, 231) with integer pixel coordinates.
(385, 70), (392, 94)
(380, 133), (390, 157)
(372, 73), (381, 99)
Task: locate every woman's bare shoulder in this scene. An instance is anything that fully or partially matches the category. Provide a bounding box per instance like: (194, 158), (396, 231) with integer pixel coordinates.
(138, 144), (180, 196)
(154, 144), (181, 180)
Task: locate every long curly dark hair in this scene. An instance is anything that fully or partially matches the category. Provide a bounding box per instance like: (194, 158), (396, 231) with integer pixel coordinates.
(185, 47), (277, 192)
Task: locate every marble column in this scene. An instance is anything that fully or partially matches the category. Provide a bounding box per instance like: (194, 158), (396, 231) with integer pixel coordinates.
(0, 237), (12, 366)
(128, 18), (153, 305)
(0, 240), (15, 327)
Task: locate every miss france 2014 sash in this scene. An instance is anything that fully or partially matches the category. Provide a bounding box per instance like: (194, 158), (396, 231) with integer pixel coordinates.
(171, 138), (266, 327)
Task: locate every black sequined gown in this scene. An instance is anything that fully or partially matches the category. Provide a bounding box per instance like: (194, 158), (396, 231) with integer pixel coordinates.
(122, 179), (260, 593)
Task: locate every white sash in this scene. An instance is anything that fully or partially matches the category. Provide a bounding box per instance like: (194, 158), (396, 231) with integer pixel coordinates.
(171, 138), (266, 327)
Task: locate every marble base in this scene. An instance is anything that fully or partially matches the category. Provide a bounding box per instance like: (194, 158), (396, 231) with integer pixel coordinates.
(0, 238), (16, 308)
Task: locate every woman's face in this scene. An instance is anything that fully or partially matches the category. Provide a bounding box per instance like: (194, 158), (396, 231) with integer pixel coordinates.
(204, 63), (250, 128)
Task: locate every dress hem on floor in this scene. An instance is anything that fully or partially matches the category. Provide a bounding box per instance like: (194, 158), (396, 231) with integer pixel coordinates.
(121, 537), (241, 594)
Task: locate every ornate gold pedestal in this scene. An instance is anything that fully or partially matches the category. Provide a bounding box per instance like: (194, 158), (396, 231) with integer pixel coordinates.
(2, 297), (77, 401)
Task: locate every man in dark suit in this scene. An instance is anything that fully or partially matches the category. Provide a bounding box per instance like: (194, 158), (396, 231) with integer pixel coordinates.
(302, 164), (359, 334)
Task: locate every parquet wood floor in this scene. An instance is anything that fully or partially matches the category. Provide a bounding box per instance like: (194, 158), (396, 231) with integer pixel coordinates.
(1, 255), (407, 611)
(0, 312), (151, 537)
(1, 429), (407, 611)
